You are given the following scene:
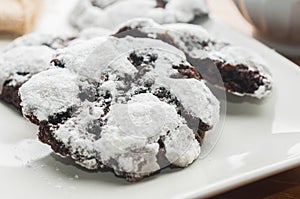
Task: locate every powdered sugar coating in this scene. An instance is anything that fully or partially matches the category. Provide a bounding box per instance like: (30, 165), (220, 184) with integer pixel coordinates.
(20, 36), (219, 180)
(163, 23), (216, 58)
(116, 18), (221, 60)
(115, 18), (273, 98)
(114, 17), (160, 32)
(0, 46), (55, 94)
(164, 22), (211, 41)
(3, 30), (112, 53)
(1, 46), (54, 75)
(54, 37), (109, 80)
(91, 0), (123, 8)
(96, 93), (200, 174)
(69, 0), (208, 30)
(116, 19), (218, 60)
(53, 100), (105, 169)
(55, 36), (219, 125)
(55, 36), (185, 81)
(161, 78), (219, 126)
(78, 27), (113, 40)
(3, 32), (76, 52)
(0, 32), (81, 109)
(3, 33), (55, 51)
(0, 31), (116, 109)
(164, 124), (200, 167)
(19, 68), (81, 121)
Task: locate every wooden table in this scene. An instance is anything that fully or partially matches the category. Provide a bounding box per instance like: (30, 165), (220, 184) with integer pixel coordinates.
(208, 0), (300, 198)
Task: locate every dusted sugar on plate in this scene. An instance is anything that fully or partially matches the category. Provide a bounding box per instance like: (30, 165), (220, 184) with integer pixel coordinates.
(19, 36), (220, 181)
(69, 0), (208, 30)
(115, 18), (273, 99)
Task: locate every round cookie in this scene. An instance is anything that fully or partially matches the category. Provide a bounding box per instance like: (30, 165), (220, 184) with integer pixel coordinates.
(19, 36), (220, 181)
(69, 0), (208, 30)
(115, 18), (273, 99)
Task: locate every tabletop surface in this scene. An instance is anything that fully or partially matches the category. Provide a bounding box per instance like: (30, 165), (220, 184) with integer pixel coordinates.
(208, 0), (300, 198)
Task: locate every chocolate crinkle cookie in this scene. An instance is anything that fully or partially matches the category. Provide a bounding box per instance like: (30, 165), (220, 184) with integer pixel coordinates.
(114, 18), (273, 99)
(69, 0), (208, 30)
(19, 36), (220, 181)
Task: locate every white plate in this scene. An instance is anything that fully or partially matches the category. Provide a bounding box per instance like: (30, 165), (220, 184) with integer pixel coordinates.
(1, 1), (300, 198)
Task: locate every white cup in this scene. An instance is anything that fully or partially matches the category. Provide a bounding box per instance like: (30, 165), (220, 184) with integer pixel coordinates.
(232, 0), (300, 57)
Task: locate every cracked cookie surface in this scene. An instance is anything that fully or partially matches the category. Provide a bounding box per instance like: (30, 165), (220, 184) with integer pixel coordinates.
(19, 36), (220, 181)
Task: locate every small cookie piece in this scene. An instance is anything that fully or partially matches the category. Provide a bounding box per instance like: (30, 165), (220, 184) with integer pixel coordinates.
(0, 46), (54, 109)
(69, 0), (208, 30)
(115, 18), (273, 99)
(20, 36), (219, 181)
